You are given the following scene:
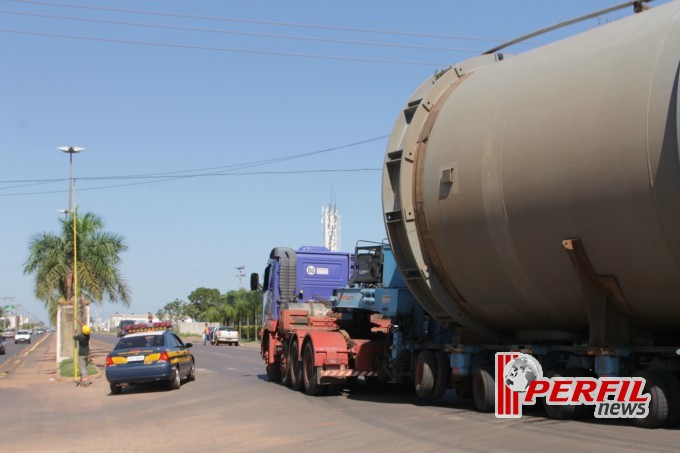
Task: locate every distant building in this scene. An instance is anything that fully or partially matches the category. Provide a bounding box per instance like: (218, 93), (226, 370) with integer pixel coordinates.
(110, 313), (156, 328)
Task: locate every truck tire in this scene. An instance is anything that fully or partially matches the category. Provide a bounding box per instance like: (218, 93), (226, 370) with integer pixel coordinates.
(657, 370), (680, 427)
(415, 350), (436, 398)
(431, 351), (450, 399)
(280, 353), (291, 387)
(266, 361), (281, 382)
(289, 339), (303, 391)
(472, 367), (495, 413)
(303, 341), (323, 396)
(631, 369), (678, 428)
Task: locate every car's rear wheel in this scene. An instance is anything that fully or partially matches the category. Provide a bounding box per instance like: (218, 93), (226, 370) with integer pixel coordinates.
(187, 360), (196, 382)
(110, 384), (122, 395)
(168, 366), (181, 390)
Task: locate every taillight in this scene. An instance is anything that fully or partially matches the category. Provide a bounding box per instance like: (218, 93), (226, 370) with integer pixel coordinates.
(106, 355), (114, 367)
(158, 351), (170, 363)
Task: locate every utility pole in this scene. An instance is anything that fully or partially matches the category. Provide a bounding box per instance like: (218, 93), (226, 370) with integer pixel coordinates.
(236, 266), (246, 289)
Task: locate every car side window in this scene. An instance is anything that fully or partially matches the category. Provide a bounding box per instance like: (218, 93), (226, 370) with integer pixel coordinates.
(164, 333), (178, 348)
(173, 334), (185, 348)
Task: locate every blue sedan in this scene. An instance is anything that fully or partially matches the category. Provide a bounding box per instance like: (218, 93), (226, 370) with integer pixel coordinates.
(105, 328), (195, 394)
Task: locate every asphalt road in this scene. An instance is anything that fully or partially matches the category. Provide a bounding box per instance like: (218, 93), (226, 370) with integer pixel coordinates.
(0, 335), (40, 369)
(0, 334), (678, 452)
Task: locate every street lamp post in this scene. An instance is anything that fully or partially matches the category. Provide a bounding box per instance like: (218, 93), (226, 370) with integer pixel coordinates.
(57, 209), (69, 221)
(57, 146), (85, 215)
(56, 146), (85, 377)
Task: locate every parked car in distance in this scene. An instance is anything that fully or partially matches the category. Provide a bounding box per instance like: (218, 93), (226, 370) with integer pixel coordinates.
(2, 330), (15, 339)
(14, 330), (31, 344)
(117, 320), (136, 338)
(212, 326), (239, 346)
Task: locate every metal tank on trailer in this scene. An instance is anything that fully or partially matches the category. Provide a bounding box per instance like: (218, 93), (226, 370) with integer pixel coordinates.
(383, 0), (680, 343)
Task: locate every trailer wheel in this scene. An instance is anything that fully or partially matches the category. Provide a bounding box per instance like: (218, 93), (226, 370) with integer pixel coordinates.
(430, 351), (450, 399)
(657, 370), (680, 427)
(303, 341), (323, 396)
(289, 338), (303, 391)
(631, 369), (679, 428)
(472, 367), (495, 413)
(542, 369), (590, 420)
(415, 350), (436, 398)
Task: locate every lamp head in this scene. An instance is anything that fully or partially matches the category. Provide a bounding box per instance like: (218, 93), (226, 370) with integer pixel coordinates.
(57, 146), (85, 154)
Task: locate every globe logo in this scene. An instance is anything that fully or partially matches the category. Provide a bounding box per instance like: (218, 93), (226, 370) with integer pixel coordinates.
(503, 354), (543, 393)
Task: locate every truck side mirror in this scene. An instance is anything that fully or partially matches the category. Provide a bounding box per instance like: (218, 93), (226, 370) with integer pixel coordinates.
(250, 273), (260, 291)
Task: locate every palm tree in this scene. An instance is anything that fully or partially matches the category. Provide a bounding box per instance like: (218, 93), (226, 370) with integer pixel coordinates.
(219, 304), (236, 327)
(24, 212), (130, 323)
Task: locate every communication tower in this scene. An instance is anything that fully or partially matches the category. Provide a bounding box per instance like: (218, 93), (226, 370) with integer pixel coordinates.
(322, 198), (341, 252)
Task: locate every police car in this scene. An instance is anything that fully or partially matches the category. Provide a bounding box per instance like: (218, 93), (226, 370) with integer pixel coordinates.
(105, 325), (195, 394)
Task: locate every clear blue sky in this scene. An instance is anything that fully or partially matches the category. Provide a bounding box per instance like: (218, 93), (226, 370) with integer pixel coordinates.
(0, 0), (670, 324)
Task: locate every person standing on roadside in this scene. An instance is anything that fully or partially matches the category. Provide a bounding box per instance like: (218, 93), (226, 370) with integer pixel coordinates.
(73, 324), (91, 386)
(203, 323), (210, 345)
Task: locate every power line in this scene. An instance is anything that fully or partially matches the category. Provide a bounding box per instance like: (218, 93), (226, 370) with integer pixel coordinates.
(0, 9), (486, 54)
(0, 134), (390, 185)
(3, 0), (525, 44)
(0, 28), (447, 66)
(0, 168), (382, 197)
(0, 135), (389, 196)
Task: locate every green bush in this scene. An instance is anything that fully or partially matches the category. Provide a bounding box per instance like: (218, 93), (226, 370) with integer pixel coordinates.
(59, 358), (98, 378)
(237, 325), (261, 341)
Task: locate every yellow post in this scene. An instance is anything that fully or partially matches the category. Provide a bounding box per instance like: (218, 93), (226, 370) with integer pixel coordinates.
(73, 183), (79, 382)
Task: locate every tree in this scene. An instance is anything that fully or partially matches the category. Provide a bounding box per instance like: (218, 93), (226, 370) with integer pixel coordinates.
(245, 290), (263, 340)
(186, 287), (220, 320)
(218, 304), (236, 326)
(24, 212), (130, 324)
(156, 299), (188, 329)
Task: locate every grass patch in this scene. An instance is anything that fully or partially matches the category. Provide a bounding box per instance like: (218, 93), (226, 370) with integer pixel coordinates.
(59, 358), (98, 378)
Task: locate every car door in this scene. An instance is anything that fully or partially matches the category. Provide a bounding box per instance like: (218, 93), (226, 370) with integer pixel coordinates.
(170, 333), (191, 377)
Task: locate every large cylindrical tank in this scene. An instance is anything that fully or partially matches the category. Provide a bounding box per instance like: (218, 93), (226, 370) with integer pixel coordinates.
(383, 2), (680, 336)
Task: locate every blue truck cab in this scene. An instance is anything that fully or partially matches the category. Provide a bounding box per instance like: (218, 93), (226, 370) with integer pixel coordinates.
(254, 246), (353, 323)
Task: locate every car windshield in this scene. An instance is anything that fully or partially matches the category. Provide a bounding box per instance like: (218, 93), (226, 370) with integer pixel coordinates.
(115, 335), (165, 350)
(17, 330), (29, 335)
